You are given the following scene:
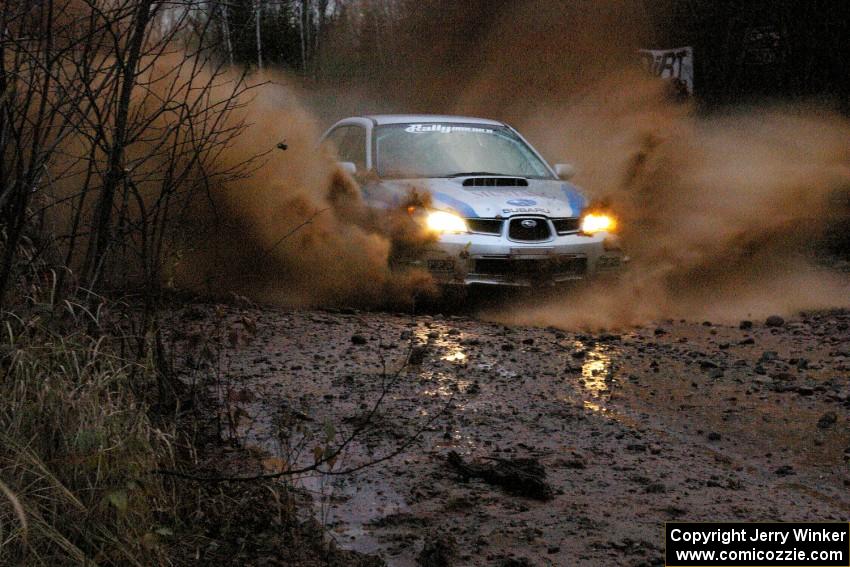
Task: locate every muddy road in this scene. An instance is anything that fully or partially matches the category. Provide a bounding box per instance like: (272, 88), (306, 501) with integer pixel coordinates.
(170, 299), (850, 567)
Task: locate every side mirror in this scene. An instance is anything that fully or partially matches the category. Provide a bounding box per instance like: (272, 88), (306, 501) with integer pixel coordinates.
(554, 163), (576, 180)
(338, 161), (357, 175)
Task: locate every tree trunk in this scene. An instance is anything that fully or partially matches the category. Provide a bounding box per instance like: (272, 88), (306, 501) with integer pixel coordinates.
(298, 0), (307, 74)
(83, 0), (157, 290)
(254, 0), (263, 70)
(221, 0), (234, 66)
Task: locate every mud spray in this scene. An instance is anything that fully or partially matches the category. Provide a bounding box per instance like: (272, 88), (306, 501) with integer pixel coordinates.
(495, 78), (850, 328)
(165, 68), (434, 307)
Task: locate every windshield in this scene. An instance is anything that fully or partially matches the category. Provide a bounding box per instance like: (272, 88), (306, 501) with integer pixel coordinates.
(373, 123), (554, 179)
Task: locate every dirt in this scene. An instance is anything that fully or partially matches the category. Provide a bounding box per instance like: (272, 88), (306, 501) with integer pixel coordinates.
(166, 299), (850, 567)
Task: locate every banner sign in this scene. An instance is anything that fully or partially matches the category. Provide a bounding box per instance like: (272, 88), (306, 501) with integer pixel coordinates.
(638, 46), (694, 94)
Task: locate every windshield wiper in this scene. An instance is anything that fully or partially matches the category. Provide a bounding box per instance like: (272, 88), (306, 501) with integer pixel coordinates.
(447, 171), (513, 178)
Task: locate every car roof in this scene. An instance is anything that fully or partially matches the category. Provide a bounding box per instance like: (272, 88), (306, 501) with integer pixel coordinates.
(359, 114), (505, 126)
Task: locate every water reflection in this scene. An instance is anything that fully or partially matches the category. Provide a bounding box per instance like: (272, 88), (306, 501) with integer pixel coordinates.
(412, 324), (623, 420)
(576, 341), (615, 413)
(413, 323), (472, 398)
(443, 349), (467, 363)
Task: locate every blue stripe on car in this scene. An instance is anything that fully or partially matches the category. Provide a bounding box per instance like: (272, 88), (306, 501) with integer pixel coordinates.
(432, 191), (479, 218)
(561, 183), (587, 216)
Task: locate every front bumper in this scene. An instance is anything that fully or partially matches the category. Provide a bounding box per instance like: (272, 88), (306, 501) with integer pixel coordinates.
(402, 229), (625, 287)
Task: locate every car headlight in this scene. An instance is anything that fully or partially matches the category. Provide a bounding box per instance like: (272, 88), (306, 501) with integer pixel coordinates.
(426, 210), (468, 234)
(580, 212), (617, 235)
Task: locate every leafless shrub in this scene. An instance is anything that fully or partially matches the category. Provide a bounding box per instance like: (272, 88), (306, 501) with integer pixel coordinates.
(0, 0), (264, 310)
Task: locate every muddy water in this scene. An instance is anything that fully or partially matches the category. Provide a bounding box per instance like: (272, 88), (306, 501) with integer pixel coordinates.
(172, 306), (850, 566)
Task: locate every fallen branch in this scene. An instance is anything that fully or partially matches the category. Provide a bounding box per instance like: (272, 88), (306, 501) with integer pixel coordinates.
(446, 450), (554, 501)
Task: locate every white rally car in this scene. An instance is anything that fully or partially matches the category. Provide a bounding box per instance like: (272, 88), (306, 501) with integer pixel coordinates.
(322, 114), (623, 287)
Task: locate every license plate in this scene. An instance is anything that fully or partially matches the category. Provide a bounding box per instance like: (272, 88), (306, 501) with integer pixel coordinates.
(510, 247), (553, 257)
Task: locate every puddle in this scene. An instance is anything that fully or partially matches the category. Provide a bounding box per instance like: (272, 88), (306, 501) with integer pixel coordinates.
(577, 341), (617, 413)
(219, 320), (633, 558)
(305, 472), (411, 557)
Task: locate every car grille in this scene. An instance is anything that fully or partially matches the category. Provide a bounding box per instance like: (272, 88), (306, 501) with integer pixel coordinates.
(466, 219), (503, 235)
(552, 217), (580, 234)
(508, 217), (551, 241)
(462, 177), (529, 187)
(472, 256), (587, 278)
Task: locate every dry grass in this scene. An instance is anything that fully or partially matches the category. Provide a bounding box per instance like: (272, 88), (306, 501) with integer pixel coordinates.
(0, 295), (179, 566)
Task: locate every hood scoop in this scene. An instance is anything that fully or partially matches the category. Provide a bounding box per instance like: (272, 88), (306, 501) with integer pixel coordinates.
(462, 177), (529, 187)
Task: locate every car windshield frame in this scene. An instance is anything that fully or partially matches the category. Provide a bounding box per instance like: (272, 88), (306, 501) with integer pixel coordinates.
(372, 122), (556, 180)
